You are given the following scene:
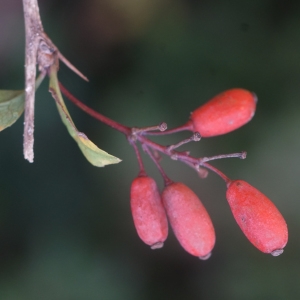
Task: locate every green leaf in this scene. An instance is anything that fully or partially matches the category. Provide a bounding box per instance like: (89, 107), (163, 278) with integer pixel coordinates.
(49, 67), (121, 167)
(0, 89), (25, 131)
(0, 74), (44, 131)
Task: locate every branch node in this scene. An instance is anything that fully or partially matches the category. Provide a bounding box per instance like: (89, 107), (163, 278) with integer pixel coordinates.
(170, 153), (178, 160)
(240, 151), (247, 159)
(158, 122), (167, 132)
(195, 164), (209, 178)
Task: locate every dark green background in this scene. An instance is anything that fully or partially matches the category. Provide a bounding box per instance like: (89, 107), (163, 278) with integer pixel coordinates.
(0, 0), (299, 299)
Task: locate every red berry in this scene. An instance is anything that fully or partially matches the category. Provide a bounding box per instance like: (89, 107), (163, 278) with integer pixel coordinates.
(226, 180), (288, 256)
(190, 88), (257, 137)
(130, 176), (168, 249)
(162, 182), (215, 259)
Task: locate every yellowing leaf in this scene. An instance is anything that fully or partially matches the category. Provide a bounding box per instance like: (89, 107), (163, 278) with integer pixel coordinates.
(49, 67), (121, 167)
(77, 133), (122, 166)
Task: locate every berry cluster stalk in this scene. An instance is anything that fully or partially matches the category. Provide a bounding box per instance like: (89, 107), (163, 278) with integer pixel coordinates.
(58, 82), (242, 183)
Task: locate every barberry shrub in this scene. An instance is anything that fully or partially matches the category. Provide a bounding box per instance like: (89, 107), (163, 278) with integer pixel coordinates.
(0, 0), (288, 260)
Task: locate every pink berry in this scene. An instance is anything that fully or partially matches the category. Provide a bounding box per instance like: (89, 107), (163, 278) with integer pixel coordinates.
(190, 88), (257, 137)
(226, 180), (288, 255)
(130, 176), (168, 249)
(162, 182), (215, 259)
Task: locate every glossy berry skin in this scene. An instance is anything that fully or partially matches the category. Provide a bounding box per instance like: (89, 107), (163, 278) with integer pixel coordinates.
(162, 182), (215, 259)
(226, 180), (288, 256)
(190, 88), (257, 137)
(130, 176), (168, 249)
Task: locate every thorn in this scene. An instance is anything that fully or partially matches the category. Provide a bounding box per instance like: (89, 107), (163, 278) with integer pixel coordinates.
(58, 51), (89, 82)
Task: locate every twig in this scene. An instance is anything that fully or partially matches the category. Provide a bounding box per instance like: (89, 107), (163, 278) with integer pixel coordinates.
(22, 0), (44, 162)
(22, 0), (89, 162)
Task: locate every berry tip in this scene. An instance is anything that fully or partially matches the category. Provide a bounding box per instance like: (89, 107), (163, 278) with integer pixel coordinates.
(199, 252), (212, 260)
(270, 249), (284, 257)
(151, 242), (164, 250)
(252, 92), (258, 103)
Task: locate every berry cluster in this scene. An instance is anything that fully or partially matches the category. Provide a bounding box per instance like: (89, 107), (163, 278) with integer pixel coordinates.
(128, 89), (288, 258)
(58, 84), (288, 258)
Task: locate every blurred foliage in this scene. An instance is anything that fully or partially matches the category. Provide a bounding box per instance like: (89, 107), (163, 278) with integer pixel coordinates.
(1, 0), (300, 299)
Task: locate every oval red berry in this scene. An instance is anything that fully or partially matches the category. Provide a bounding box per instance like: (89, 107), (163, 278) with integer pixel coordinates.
(190, 88), (257, 137)
(130, 176), (168, 249)
(162, 182), (215, 259)
(226, 180), (288, 255)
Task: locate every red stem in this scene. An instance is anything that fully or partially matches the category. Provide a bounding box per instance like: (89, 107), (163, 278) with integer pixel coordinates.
(129, 138), (146, 176)
(59, 82), (131, 136)
(142, 145), (173, 186)
(201, 162), (231, 184)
